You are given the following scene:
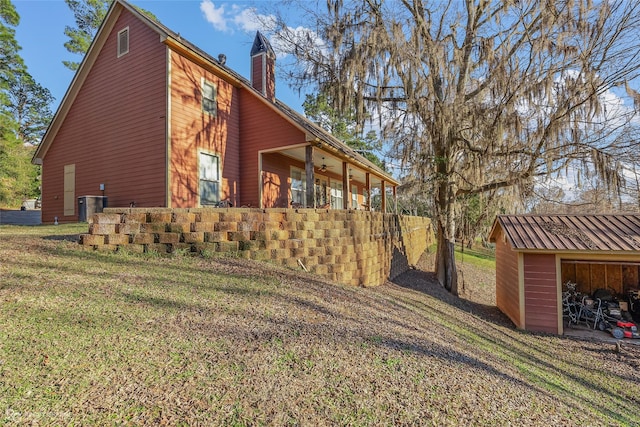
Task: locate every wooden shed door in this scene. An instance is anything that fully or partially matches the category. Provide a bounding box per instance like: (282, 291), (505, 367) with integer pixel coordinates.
(64, 164), (75, 216)
(523, 253), (559, 334)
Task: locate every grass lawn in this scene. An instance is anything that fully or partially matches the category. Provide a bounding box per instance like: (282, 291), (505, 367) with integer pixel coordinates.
(1, 224), (639, 425)
(455, 249), (495, 270)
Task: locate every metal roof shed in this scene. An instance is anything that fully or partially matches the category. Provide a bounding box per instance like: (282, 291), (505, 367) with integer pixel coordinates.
(488, 214), (640, 334)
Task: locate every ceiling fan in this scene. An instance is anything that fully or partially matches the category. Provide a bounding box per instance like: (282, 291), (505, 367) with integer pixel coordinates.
(317, 157), (333, 173)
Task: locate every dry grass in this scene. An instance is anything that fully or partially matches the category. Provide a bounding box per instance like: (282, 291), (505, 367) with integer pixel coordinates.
(1, 224), (639, 426)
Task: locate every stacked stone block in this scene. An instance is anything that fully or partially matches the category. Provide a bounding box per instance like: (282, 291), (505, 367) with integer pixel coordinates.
(79, 207), (433, 287)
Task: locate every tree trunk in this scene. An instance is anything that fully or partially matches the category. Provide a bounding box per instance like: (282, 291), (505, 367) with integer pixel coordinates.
(433, 145), (459, 296)
(435, 210), (458, 296)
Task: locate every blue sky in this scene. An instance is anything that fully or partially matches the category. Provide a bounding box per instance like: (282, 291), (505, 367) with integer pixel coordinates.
(13, 0), (307, 113)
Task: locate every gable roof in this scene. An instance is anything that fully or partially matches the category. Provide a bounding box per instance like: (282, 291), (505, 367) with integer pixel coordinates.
(489, 214), (640, 252)
(33, 0), (396, 185)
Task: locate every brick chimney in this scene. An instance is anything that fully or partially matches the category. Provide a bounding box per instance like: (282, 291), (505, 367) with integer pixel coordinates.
(250, 31), (276, 101)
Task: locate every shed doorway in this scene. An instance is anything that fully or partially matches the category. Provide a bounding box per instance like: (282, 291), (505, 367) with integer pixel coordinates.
(561, 260), (640, 339)
(561, 260), (640, 296)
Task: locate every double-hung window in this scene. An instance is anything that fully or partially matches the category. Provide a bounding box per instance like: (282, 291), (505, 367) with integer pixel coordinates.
(199, 152), (220, 206)
(330, 181), (343, 209)
(202, 79), (217, 116)
(291, 168), (306, 206)
(351, 184), (358, 209)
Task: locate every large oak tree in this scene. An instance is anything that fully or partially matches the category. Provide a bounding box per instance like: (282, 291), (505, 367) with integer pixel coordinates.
(274, 0), (640, 294)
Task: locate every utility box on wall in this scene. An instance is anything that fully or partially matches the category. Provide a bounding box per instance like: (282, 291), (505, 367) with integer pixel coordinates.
(78, 196), (107, 222)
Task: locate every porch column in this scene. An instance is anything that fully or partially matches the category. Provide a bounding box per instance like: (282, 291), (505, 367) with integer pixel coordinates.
(305, 145), (315, 208)
(393, 185), (397, 214)
(342, 162), (349, 210)
(381, 179), (386, 213)
(365, 173), (371, 211)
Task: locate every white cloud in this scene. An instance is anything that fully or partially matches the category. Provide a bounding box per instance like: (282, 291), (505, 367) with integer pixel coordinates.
(232, 7), (274, 33)
(232, 8), (259, 32)
(200, 0), (228, 32)
(199, 2), (276, 36)
(198, 2), (319, 61)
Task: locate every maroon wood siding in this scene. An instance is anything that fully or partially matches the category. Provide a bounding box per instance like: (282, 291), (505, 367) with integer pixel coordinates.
(494, 226), (521, 328)
(523, 253), (558, 334)
(169, 53), (240, 207)
(41, 9), (167, 223)
(239, 92), (306, 208)
(262, 153), (291, 208)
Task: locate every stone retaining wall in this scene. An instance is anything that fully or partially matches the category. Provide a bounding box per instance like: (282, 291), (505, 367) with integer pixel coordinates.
(79, 207), (433, 286)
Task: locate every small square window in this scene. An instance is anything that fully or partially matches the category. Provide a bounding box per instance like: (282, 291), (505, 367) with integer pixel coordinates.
(117, 27), (129, 57)
(202, 80), (217, 116)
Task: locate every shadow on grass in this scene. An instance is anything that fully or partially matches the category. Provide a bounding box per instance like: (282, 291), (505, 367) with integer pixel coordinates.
(389, 269), (639, 425)
(392, 269), (511, 327)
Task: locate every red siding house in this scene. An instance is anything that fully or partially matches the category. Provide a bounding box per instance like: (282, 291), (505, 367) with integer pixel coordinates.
(33, 0), (397, 224)
(489, 214), (640, 335)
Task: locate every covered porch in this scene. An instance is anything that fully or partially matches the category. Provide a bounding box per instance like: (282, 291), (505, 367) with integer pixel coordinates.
(259, 142), (398, 212)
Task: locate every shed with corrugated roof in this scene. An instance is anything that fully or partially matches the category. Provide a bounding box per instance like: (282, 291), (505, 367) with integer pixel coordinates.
(488, 214), (640, 334)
